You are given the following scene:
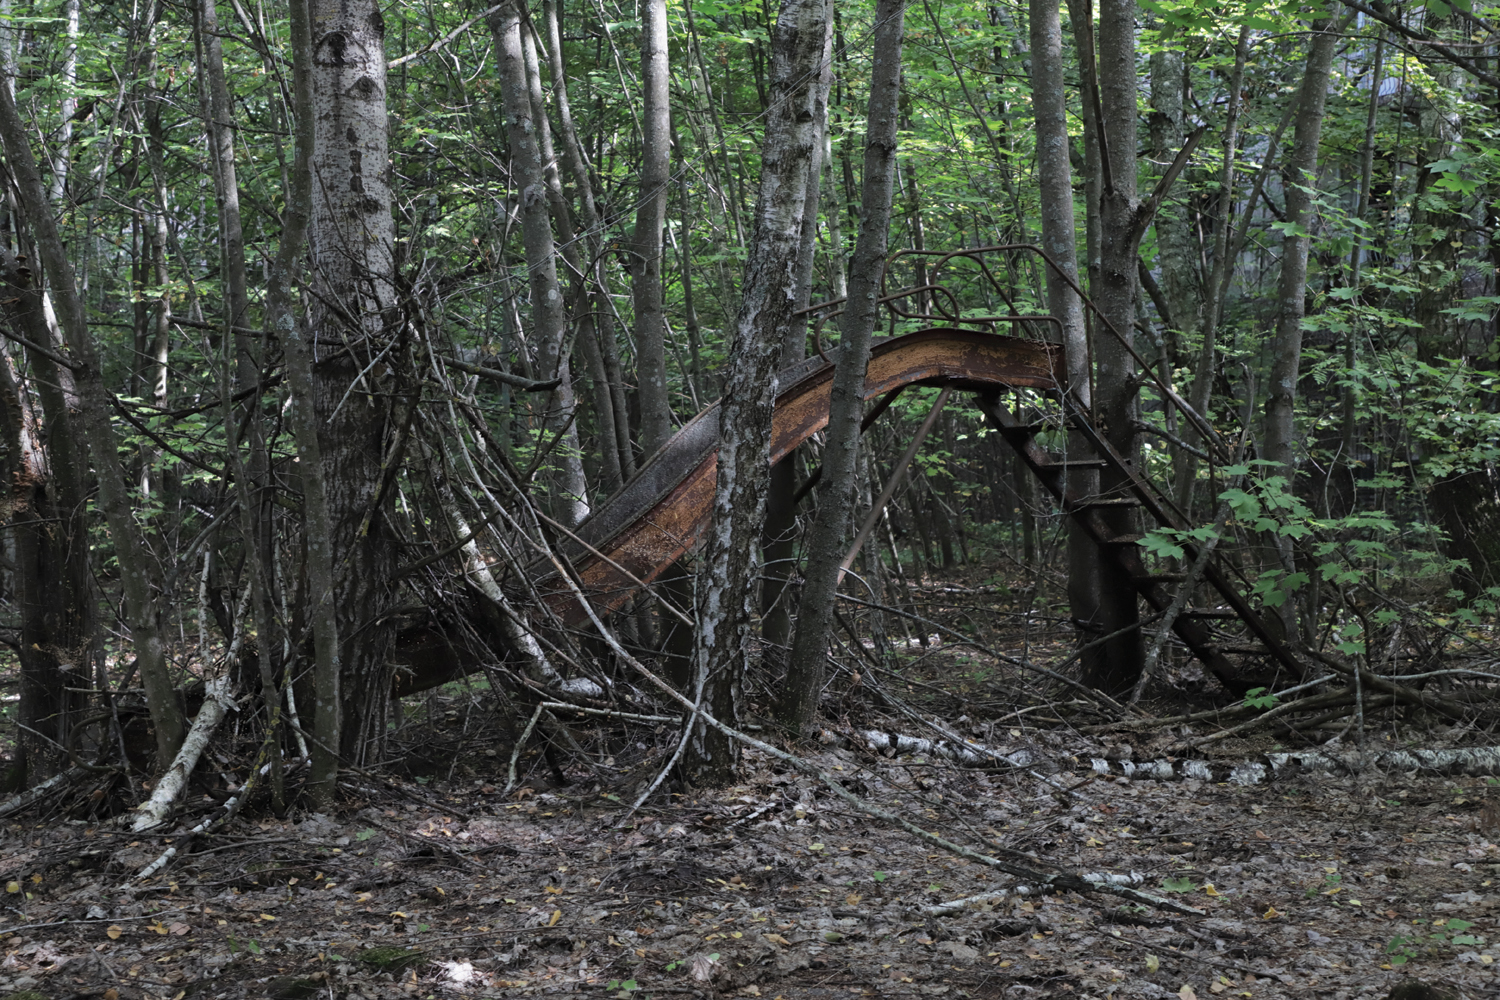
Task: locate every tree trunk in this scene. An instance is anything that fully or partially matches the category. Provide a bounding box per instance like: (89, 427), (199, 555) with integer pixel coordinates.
(541, 0), (634, 484)
(761, 10), (833, 656)
(306, 0), (403, 770)
(0, 250), (92, 783)
(49, 0), (78, 206)
(1148, 42), (1196, 387)
(0, 81), (187, 768)
(1029, 0), (1097, 665)
(279, 0), (342, 802)
(1083, 0), (1145, 694)
(1174, 25), (1249, 515)
(777, 0), (899, 737)
(1261, 7), (1338, 637)
(488, 0), (590, 527)
(197, 0), (281, 720)
(632, 0), (674, 456)
(684, 0), (831, 782)
(520, 14), (621, 499)
(1065, 0), (1102, 292)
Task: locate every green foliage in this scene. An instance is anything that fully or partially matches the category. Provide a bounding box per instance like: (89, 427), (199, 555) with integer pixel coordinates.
(1385, 916), (1487, 965)
(1242, 687), (1278, 711)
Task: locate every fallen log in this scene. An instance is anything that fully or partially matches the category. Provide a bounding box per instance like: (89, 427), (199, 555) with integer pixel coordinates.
(131, 674), (237, 832)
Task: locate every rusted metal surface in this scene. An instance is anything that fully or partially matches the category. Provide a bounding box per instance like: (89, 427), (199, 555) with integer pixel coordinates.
(534, 328), (1062, 626)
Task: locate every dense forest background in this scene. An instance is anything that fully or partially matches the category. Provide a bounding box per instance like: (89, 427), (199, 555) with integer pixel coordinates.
(0, 0), (1494, 820)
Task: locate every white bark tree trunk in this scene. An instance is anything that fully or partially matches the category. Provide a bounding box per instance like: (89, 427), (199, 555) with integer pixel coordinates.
(684, 0), (831, 784)
(488, 0), (590, 527)
(305, 0), (404, 769)
(632, 0), (675, 456)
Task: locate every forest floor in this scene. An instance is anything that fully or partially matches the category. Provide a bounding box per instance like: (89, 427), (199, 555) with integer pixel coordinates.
(1, 582), (1498, 1000)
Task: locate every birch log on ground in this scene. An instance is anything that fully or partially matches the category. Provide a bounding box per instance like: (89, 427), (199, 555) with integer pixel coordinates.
(131, 674), (238, 831)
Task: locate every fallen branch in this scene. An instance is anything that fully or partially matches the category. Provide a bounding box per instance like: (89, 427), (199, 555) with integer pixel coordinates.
(1183, 681), (1344, 748)
(0, 765), (86, 818)
(1305, 646), (1476, 722)
(852, 729), (1034, 768)
(131, 795), (234, 881)
(1093, 745), (1500, 785)
(131, 674), (238, 831)
(124, 722), (300, 887)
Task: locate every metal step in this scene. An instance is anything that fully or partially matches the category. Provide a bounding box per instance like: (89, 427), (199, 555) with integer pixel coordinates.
(1096, 534), (1144, 546)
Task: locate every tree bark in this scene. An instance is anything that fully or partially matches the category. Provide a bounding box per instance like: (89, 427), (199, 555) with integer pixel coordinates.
(1083, 0), (1145, 694)
(632, 0), (674, 456)
(684, 0), (831, 782)
(777, 0), (900, 737)
(489, 0), (590, 527)
(761, 10), (833, 655)
(1262, 7), (1338, 636)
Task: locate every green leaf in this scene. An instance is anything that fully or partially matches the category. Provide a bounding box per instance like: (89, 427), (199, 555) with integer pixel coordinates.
(1141, 529), (1184, 561)
(1161, 876), (1197, 893)
(1218, 487), (1261, 520)
(1242, 687), (1278, 711)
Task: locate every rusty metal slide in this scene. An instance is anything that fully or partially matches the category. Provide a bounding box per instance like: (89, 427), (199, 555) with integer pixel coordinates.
(533, 328), (1063, 627)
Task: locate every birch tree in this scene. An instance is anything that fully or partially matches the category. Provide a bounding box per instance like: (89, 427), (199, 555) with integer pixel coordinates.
(684, 0), (832, 784)
(307, 0), (401, 764)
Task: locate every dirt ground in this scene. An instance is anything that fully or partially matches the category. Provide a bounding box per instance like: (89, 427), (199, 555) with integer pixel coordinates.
(1, 723), (1497, 1000)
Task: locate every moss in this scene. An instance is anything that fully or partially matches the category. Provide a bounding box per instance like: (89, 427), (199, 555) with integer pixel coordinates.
(355, 946), (424, 971)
